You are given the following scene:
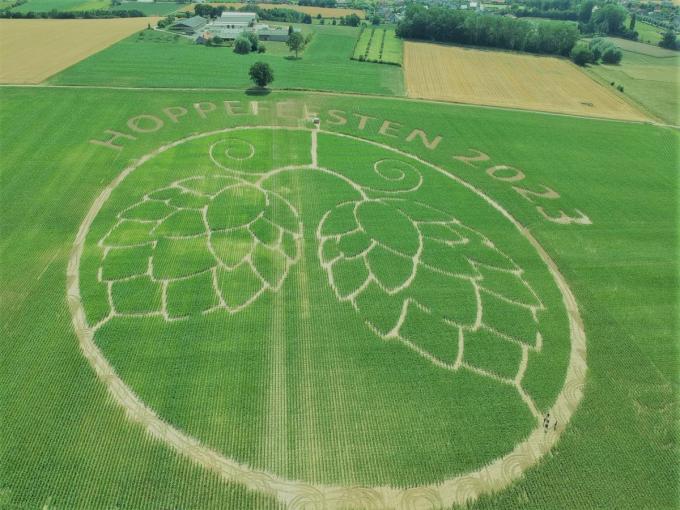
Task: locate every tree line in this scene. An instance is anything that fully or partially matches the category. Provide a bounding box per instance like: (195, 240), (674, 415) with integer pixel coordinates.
(194, 4), (313, 24)
(0, 8), (145, 18)
(298, 0), (337, 7)
(396, 4), (579, 56)
(509, 0), (639, 40)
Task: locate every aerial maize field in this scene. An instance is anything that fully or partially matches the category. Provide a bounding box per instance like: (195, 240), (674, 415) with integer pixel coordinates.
(1, 87), (677, 509)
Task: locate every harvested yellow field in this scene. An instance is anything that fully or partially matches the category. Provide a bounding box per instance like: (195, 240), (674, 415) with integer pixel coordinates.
(404, 41), (649, 122)
(184, 2), (364, 18)
(0, 18), (158, 84)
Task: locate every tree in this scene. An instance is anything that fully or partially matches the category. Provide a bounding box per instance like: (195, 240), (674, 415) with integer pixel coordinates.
(659, 30), (677, 50)
(342, 13), (360, 26)
(591, 4), (627, 35)
(249, 62), (274, 88)
(288, 24), (293, 35)
(629, 13), (636, 31)
(371, 14), (380, 25)
(570, 42), (593, 66)
(245, 31), (259, 51)
(234, 37), (251, 54)
(589, 37), (609, 61)
(286, 31), (306, 58)
(578, 0), (594, 23)
(302, 13), (312, 24)
(601, 46), (622, 64)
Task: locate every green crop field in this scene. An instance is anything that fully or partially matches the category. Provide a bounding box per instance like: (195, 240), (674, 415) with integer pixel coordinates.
(381, 28), (402, 64)
(49, 23), (405, 95)
(352, 26), (402, 65)
(111, 1), (184, 15)
(10, 0), (108, 11)
(585, 43), (680, 125)
(1, 84), (677, 509)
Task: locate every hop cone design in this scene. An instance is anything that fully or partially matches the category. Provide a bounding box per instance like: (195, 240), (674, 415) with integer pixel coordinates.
(98, 175), (302, 320)
(318, 198), (545, 391)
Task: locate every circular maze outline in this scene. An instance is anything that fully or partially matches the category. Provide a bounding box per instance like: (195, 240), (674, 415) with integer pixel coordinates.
(67, 126), (587, 509)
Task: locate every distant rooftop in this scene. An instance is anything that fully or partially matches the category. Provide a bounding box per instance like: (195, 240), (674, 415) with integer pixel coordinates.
(170, 15), (207, 29)
(219, 12), (257, 19)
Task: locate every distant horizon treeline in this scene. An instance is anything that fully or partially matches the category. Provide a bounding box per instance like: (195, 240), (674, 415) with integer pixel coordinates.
(0, 8), (145, 18)
(194, 4), (312, 23)
(396, 4), (579, 56)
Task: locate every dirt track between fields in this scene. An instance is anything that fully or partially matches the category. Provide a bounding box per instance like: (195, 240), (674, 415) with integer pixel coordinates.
(0, 18), (159, 84)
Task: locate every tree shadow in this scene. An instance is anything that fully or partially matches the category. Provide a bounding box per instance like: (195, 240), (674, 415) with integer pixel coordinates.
(245, 87), (272, 96)
(284, 55), (301, 61)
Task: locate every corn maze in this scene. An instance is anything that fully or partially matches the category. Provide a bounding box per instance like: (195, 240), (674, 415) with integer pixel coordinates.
(66, 125), (586, 509)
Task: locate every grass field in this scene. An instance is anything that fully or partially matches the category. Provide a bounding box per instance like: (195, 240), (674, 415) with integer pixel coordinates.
(403, 41), (650, 121)
(10, 0), (108, 11)
(632, 20), (664, 45)
(0, 18), (159, 84)
(352, 27), (402, 64)
(48, 23), (404, 95)
(1, 85), (677, 508)
(584, 43), (679, 125)
(111, 1), (185, 15)
(606, 36), (679, 57)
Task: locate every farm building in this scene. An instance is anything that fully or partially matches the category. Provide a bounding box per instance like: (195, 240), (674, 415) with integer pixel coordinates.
(257, 29), (290, 42)
(169, 16), (208, 35)
(211, 12), (257, 30)
(201, 12), (292, 42)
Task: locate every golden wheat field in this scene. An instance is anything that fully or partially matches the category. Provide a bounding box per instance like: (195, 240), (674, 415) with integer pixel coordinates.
(182, 3), (365, 18)
(0, 18), (158, 84)
(403, 41), (650, 121)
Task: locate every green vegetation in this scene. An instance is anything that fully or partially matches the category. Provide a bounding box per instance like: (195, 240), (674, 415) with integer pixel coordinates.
(634, 19), (663, 45)
(49, 24), (404, 95)
(249, 61), (274, 87)
(1, 85), (677, 508)
(583, 37), (622, 64)
(286, 30), (307, 58)
(352, 26), (402, 65)
(571, 42), (593, 65)
(584, 42), (679, 124)
(381, 28), (402, 64)
(234, 36), (252, 54)
(659, 29), (679, 51)
(396, 4), (579, 56)
(111, 1), (184, 16)
(9, 0), (108, 12)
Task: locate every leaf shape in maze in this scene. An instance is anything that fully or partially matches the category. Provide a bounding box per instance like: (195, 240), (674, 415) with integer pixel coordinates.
(98, 176), (302, 321)
(317, 197), (547, 417)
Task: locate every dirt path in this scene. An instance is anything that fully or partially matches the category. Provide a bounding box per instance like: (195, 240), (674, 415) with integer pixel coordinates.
(67, 126), (587, 509)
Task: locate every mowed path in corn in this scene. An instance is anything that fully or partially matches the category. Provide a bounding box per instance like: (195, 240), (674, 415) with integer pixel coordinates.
(404, 41), (650, 122)
(0, 18), (158, 84)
